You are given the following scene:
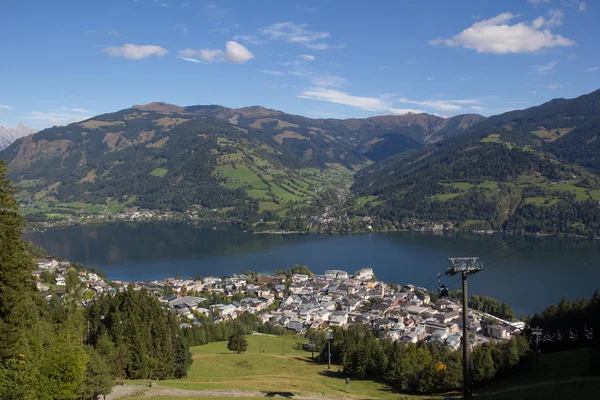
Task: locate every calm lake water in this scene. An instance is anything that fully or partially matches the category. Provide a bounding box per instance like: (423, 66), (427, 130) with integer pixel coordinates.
(23, 223), (600, 317)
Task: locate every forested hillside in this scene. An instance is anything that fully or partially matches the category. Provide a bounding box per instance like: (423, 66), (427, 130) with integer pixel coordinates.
(0, 161), (191, 399)
(0, 102), (482, 222)
(1, 90), (599, 234)
(352, 89), (600, 236)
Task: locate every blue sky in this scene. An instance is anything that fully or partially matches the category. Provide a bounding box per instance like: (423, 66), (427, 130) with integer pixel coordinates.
(1, 0), (599, 129)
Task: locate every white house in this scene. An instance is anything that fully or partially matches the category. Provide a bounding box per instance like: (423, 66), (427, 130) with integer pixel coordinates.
(354, 268), (374, 280)
(55, 274), (66, 286)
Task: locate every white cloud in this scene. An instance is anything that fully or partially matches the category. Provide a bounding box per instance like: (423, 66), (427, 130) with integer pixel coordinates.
(298, 54), (315, 61)
(199, 48), (224, 62)
(60, 107), (90, 113)
(223, 41), (254, 63)
(587, 66), (599, 71)
(108, 30), (120, 36)
(180, 2), (190, 7)
(298, 87), (393, 112)
(528, 0), (551, 4)
(310, 75), (347, 88)
(233, 35), (263, 45)
(179, 57), (209, 64)
(532, 9), (564, 29)
(0, 105), (14, 110)
(429, 12), (575, 54)
(261, 70), (286, 76)
(396, 97), (482, 112)
(25, 109), (92, 126)
(178, 41), (254, 64)
(305, 43), (346, 50)
(297, 87), (484, 115)
(547, 83), (561, 89)
(426, 76), (434, 81)
(260, 21), (329, 43)
(103, 44), (167, 59)
(298, 87), (424, 115)
(259, 21), (344, 50)
(535, 60), (558, 74)
(562, 0), (586, 11)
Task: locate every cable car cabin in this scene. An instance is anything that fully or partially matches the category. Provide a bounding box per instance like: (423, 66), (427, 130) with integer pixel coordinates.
(439, 284), (449, 297)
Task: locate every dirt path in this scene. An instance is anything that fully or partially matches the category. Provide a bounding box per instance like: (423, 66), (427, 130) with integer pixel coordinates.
(106, 383), (363, 400)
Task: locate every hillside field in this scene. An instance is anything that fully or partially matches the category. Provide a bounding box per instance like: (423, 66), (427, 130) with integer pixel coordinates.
(117, 339), (600, 400)
(124, 334), (440, 399)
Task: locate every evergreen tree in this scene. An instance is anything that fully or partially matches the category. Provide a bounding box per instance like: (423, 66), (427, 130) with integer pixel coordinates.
(81, 347), (114, 400)
(0, 160), (43, 358)
(227, 332), (248, 353)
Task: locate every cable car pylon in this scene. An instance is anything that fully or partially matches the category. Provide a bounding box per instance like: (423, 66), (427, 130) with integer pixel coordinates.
(443, 257), (483, 400)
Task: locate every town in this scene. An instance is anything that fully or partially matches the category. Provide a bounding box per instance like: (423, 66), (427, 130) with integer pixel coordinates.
(32, 257), (525, 350)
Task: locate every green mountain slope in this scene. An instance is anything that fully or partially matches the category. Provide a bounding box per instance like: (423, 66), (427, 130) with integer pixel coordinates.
(0, 103), (481, 220)
(352, 89), (600, 236)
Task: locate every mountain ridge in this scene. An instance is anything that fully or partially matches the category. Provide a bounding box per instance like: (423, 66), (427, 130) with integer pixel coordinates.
(0, 123), (37, 150)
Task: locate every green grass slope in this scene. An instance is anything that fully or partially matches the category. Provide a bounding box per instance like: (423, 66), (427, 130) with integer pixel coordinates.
(148, 334), (437, 399)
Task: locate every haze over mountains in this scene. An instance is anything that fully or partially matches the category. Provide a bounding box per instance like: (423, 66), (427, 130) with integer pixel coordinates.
(1, 89), (599, 235)
(0, 123), (37, 150)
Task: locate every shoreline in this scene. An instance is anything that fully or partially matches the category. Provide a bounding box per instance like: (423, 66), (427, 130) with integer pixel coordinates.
(24, 218), (597, 241)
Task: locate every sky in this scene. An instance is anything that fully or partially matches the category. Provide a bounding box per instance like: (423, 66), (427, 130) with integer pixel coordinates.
(1, 0), (599, 129)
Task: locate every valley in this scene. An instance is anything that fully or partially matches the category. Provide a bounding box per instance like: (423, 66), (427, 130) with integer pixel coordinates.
(2, 89), (600, 237)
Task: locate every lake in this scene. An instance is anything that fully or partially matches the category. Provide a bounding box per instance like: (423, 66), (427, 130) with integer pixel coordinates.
(23, 222), (600, 317)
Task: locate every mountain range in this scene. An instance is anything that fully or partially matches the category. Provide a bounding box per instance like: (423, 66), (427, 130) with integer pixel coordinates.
(0, 123), (37, 150)
(1, 89), (599, 235)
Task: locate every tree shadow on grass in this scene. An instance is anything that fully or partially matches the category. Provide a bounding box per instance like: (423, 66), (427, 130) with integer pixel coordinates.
(263, 391), (295, 398)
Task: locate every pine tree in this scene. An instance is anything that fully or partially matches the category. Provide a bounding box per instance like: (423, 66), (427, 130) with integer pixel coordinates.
(227, 332), (248, 353)
(0, 160), (43, 358)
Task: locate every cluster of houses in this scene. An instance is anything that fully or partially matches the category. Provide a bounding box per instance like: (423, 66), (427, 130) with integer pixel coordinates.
(124, 267), (523, 350)
(30, 257), (523, 349)
(32, 257), (113, 301)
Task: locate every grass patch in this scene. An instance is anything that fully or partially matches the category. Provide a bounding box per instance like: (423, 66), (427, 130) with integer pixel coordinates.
(270, 184), (302, 201)
(479, 181), (499, 189)
(258, 201), (282, 213)
(461, 219), (491, 229)
(451, 182), (474, 191)
(150, 168), (168, 178)
(431, 193), (462, 201)
(155, 335), (425, 399)
(481, 134), (502, 144)
(355, 195), (378, 206)
(221, 165), (269, 190)
(246, 189), (270, 200)
(590, 190), (600, 201)
(523, 197), (561, 207)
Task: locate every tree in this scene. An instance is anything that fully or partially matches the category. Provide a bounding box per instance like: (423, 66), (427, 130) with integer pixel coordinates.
(227, 332), (248, 353)
(305, 329), (326, 358)
(82, 347), (114, 400)
(0, 160), (43, 358)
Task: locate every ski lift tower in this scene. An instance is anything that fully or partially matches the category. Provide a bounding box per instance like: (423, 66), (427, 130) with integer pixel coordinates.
(445, 257), (483, 400)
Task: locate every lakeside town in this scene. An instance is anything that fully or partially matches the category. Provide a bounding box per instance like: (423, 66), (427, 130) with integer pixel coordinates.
(32, 256), (525, 350)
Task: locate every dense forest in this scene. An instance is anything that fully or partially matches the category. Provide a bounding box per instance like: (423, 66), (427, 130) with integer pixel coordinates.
(523, 291), (600, 374)
(0, 161), (191, 399)
(318, 323), (531, 394)
(352, 90), (600, 236)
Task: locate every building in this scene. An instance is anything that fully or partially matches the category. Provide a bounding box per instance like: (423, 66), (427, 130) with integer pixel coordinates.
(487, 325), (509, 339)
(354, 268), (374, 280)
(325, 270), (349, 280)
(55, 274), (66, 286)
